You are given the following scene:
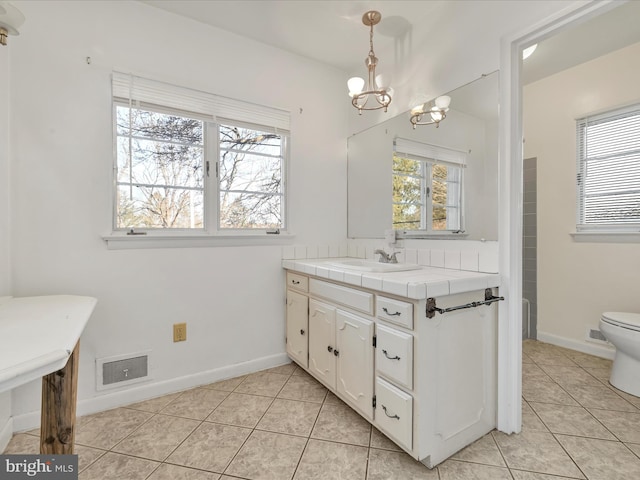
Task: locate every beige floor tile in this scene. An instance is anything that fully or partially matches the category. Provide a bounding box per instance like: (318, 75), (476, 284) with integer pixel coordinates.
(324, 391), (345, 405)
(451, 432), (506, 466)
(311, 402), (371, 446)
(202, 376), (247, 392)
(224, 430), (307, 480)
(124, 392), (183, 413)
(256, 398), (321, 437)
(79, 452), (159, 480)
(627, 442), (640, 457)
(293, 439), (368, 480)
(206, 392), (273, 428)
(510, 470), (584, 479)
(492, 431), (584, 478)
(166, 422), (251, 473)
(522, 380), (578, 406)
(522, 400), (549, 432)
(588, 408), (640, 443)
(438, 459), (512, 479)
(370, 427), (402, 452)
(112, 413), (200, 461)
(234, 372), (289, 397)
(292, 366), (313, 377)
(147, 463), (221, 480)
(562, 383), (637, 412)
(75, 408), (153, 450)
(160, 388), (229, 420)
(584, 366), (611, 381)
(367, 448), (437, 479)
(522, 363), (552, 383)
(2, 433), (39, 454)
(563, 351), (613, 369)
(556, 434), (640, 480)
(522, 353), (534, 364)
(528, 352), (577, 367)
(277, 374), (327, 403)
(75, 444), (107, 472)
(262, 363), (297, 375)
(538, 365), (603, 387)
(603, 383), (640, 409)
(529, 403), (616, 440)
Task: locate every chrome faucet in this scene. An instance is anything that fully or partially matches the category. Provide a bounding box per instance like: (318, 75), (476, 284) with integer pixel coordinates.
(374, 249), (398, 264)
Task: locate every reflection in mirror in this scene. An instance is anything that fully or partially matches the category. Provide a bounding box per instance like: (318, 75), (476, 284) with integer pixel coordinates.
(347, 71), (499, 240)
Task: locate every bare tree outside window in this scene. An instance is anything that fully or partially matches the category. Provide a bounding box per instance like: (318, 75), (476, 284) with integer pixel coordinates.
(218, 124), (284, 229)
(116, 105), (204, 229)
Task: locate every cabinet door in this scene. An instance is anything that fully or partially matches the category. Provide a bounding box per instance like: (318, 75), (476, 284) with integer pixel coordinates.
(308, 299), (336, 389)
(286, 290), (308, 368)
(336, 310), (374, 419)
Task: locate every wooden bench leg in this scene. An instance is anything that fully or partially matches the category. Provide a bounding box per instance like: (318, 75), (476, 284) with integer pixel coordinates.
(40, 341), (79, 454)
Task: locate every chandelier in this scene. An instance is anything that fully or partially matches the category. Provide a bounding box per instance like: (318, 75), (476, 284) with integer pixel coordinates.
(409, 95), (451, 129)
(347, 11), (392, 114)
(0, 1), (25, 46)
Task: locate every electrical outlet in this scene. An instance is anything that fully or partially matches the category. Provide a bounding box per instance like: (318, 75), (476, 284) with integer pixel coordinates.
(173, 323), (187, 342)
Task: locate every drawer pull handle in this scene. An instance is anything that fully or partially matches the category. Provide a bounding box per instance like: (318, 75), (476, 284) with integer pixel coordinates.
(382, 307), (401, 316)
(327, 346), (333, 353)
(382, 350), (401, 361)
(291, 280), (300, 285)
(300, 329), (305, 335)
(382, 405), (400, 420)
(333, 349), (339, 357)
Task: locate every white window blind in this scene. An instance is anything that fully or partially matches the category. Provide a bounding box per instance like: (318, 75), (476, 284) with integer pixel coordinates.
(112, 72), (290, 132)
(576, 105), (640, 231)
(394, 138), (467, 167)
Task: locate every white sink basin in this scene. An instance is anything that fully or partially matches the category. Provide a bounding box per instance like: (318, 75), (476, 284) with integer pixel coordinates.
(325, 259), (421, 273)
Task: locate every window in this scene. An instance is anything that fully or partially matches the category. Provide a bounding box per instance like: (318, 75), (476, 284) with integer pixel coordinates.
(392, 139), (465, 233)
(576, 105), (640, 232)
(112, 72), (289, 234)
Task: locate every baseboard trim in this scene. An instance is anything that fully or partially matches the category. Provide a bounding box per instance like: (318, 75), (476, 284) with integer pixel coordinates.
(0, 415), (13, 453)
(12, 352), (289, 433)
(537, 331), (615, 360)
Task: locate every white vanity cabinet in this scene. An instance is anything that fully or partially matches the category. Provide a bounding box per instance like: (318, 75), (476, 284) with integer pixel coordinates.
(284, 267), (498, 469)
(285, 273), (309, 368)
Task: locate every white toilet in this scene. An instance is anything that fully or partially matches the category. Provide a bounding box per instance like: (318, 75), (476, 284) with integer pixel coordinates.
(599, 312), (640, 397)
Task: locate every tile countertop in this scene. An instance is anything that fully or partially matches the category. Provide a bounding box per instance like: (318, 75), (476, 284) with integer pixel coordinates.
(283, 258), (501, 300)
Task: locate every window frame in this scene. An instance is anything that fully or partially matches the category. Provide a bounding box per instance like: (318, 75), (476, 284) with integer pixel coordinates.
(575, 103), (640, 234)
(109, 73), (290, 243)
(392, 139), (466, 237)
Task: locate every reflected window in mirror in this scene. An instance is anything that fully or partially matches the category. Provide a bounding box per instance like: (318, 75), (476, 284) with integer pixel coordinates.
(393, 139), (465, 234)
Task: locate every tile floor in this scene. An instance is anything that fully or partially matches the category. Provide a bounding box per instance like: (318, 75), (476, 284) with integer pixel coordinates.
(4, 339), (640, 479)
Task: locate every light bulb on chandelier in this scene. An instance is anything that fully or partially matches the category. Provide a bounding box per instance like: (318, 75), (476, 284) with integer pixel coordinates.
(347, 11), (392, 114)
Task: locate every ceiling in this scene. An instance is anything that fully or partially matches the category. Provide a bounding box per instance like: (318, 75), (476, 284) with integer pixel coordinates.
(141, 1), (640, 84)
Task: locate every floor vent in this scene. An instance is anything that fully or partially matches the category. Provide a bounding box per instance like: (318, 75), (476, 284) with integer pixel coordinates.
(96, 351), (151, 390)
(586, 328), (609, 345)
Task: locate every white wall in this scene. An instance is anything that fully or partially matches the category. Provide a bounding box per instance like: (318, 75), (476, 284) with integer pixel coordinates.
(8, 0), (347, 426)
(524, 41), (640, 353)
(0, 31), (13, 451)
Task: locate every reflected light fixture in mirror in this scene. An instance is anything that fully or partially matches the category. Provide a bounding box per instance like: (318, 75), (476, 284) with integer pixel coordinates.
(409, 95), (451, 129)
(522, 44), (537, 60)
(348, 11), (393, 114)
(0, 1), (25, 46)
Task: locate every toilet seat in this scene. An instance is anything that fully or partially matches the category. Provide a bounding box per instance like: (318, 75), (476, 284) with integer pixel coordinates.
(601, 312), (640, 332)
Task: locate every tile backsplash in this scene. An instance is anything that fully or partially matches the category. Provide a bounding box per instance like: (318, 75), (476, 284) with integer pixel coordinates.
(282, 239), (498, 273)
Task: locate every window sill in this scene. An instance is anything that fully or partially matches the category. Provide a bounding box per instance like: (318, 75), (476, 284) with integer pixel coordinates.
(102, 232), (296, 250)
(396, 231), (469, 240)
(570, 231), (640, 243)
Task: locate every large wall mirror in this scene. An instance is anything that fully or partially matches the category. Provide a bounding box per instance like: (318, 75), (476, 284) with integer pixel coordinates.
(347, 71), (499, 240)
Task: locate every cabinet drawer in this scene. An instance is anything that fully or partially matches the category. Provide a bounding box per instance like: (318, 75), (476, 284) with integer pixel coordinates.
(376, 296), (413, 329)
(376, 324), (413, 389)
(287, 272), (308, 292)
(309, 279), (373, 315)
(375, 377), (412, 450)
